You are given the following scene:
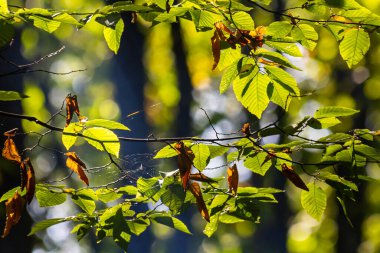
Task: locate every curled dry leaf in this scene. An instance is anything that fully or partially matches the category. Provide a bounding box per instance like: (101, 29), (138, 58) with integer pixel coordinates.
(189, 173), (216, 183)
(189, 182), (210, 222)
(281, 164), (309, 191)
(65, 94), (80, 127)
(2, 191), (25, 238)
(23, 158), (36, 204)
(211, 30), (221, 70)
(2, 136), (22, 164)
(20, 162), (27, 191)
(4, 128), (18, 137)
(65, 152), (89, 186)
(241, 123), (251, 136)
(227, 164), (239, 195)
(175, 142), (194, 190)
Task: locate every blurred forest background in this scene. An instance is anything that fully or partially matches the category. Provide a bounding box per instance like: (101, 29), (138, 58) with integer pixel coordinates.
(1, 0), (380, 252)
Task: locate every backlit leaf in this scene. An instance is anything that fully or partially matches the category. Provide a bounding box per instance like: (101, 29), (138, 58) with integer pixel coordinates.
(265, 41), (302, 57)
(28, 218), (71, 236)
(203, 214), (219, 237)
(150, 214), (191, 234)
(36, 186), (66, 207)
(113, 208), (131, 251)
(291, 24), (318, 51)
(301, 183), (327, 221)
(154, 143), (179, 159)
(62, 123), (79, 150)
(191, 144), (210, 171)
(220, 58), (240, 93)
(0, 0), (9, 13)
(339, 28), (370, 68)
(83, 127), (120, 157)
(231, 11), (255, 30)
(85, 119), (130, 131)
(104, 18), (124, 54)
(29, 15), (61, 33)
(256, 49), (301, 70)
(266, 21), (292, 37)
(2, 137), (21, 164)
(2, 191), (25, 238)
(227, 164), (239, 195)
(65, 152), (89, 186)
(265, 65), (300, 96)
(0, 90), (27, 101)
(233, 66), (270, 118)
(244, 152), (271, 176)
(314, 106), (359, 118)
(189, 182), (210, 222)
(71, 189), (97, 214)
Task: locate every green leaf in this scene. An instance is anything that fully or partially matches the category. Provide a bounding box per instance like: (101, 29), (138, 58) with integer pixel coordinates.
(308, 117), (342, 129)
(0, 0), (9, 13)
(244, 152), (271, 176)
(85, 119), (130, 131)
(189, 10), (220, 30)
(0, 186), (24, 202)
(0, 90), (28, 101)
(218, 45), (242, 70)
(83, 127), (120, 157)
(301, 183), (327, 221)
(154, 143), (179, 159)
(314, 106), (359, 118)
(231, 11), (254, 30)
(0, 23), (14, 48)
(355, 144), (380, 162)
(265, 41), (302, 57)
(127, 218), (150, 236)
(203, 214), (219, 237)
(318, 133), (352, 142)
(160, 181), (186, 214)
(219, 213), (245, 223)
(339, 28), (370, 68)
(96, 188), (122, 203)
(28, 218), (71, 236)
(71, 223), (91, 241)
(104, 18), (124, 54)
(137, 177), (161, 200)
(256, 49), (301, 70)
(220, 58), (241, 94)
(266, 21), (292, 37)
(36, 187), (67, 207)
(291, 24), (318, 51)
(267, 81), (291, 109)
(208, 145), (229, 159)
(191, 144), (210, 171)
(53, 13), (81, 25)
(318, 171), (358, 191)
(233, 66), (270, 118)
(113, 208), (131, 251)
(62, 123), (79, 150)
(29, 15), (61, 33)
(265, 65), (300, 95)
(150, 214), (192, 234)
(71, 189), (97, 214)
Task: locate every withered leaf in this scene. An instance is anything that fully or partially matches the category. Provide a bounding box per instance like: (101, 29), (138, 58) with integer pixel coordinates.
(175, 142), (194, 190)
(211, 30), (221, 70)
(65, 152), (89, 186)
(4, 128), (18, 137)
(227, 164), (239, 195)
(2, 191), (25, 238)
(241, 123), (251, 136)
(281, 164), (309, 191)
(24, 158), (36, 204)
(189, 173), (216, 183)
(65, 95), (80, 127)
(20, 162), (27, 191)
(165, 0), (170, 13)
(2, 137), (22, 164)
(215, 22), (233, 38)
(189, 182), (210, 222)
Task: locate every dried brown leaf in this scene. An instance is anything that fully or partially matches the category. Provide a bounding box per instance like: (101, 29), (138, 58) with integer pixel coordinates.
(2, 191), (25, 238)
(281, 164), (309, 191)
(65, 95), (80, 127)
(4, 128), (18, 137)
(189, 182), (210, 222)
(2, 137), (21, 164)
(175, 142), (194, 190)
(189, 173), (216, 183)
(20, 162), (27, 192)
(211, 30), (221, 70)
(65, 152), (89, 186)
(227, 164), (239, 195)
(24, 158), (36, 204)
(241, 123), (251, 136)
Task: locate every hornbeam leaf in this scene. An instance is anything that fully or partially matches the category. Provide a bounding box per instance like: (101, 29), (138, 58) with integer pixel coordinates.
(189, 182), (210, 222)
(314, 106), (359, 119)
(28, 218), (72, 236)
(104, 18), (124, 54)
(233, 66), (270, 119)
(291, 24), (318, 51)
(0, 90), (27, 101)
(227, 164), (239, 195)
(301, 183), (327, 221)
(2, 191), (25, 238)
(83, 127), (120, 157)
(2, 137), (21, 164)
(191, 144), (210, 171)
(339, 28), (370, 68)
(85, 119), (130, 131)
